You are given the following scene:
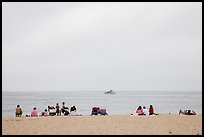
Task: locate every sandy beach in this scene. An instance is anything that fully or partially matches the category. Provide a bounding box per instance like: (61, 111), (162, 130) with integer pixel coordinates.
(2, 114), (202, 135)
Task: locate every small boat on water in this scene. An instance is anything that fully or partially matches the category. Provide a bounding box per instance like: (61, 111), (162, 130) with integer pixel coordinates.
(105, 90), (115, 94)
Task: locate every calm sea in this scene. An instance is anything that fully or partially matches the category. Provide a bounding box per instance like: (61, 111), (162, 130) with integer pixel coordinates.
(2, 91), (202, 116)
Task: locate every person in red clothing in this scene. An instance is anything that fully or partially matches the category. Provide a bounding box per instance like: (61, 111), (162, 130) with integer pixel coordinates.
(91, 107), (100, 115)
(149, 105), (159, 115)
(136, 106), (144, 115)
(56, 103), (61, 116)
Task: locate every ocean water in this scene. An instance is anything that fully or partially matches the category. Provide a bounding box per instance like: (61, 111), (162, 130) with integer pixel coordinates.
(2, 91), (202, 116)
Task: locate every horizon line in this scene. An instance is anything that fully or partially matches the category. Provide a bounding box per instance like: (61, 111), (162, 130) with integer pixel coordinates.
(2, 90), (202, 92)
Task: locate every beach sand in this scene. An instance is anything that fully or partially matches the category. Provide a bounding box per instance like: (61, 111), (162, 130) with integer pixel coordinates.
(2, 114), (202, 135)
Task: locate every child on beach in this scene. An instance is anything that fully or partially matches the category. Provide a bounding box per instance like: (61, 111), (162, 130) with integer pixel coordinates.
(41, 109), (48, 116)
(15, 105), (23, 117)
(143, 106), (149, 115)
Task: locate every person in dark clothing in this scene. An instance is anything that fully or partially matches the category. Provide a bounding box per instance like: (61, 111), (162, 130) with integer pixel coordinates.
(149, 105), (158, 115)
(70, 106), (76, 112)
(179, 109), (196, 115)
(15, 105), (23, 117)
(91, 107), (100, 115)
(61, 102), (69, 115)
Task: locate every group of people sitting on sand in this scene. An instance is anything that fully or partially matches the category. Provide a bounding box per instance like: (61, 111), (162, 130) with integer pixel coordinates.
(15, 103), (197, 117)
(47, 102), (76, 116)
(91, 106), (108, 116)
(15, 104), (109, 117)
(179, 109), (196, 115)
(134, 105), (159, 116)
(45, 102), (81, 116)
(15, 102), (82, 117)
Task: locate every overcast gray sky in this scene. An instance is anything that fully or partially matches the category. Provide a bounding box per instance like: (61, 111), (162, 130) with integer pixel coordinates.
(2, 2), (202, 92)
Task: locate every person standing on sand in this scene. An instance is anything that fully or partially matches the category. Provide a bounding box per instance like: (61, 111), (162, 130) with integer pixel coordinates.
(56, 103), (61, 116)
(15, 105), (23, 117)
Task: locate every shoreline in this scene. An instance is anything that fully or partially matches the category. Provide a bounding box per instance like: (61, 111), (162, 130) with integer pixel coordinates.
(2, 114), (202, 135)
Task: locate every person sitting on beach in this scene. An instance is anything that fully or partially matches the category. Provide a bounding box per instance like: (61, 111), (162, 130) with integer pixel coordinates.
(70, 106), (82, 116)
(15, 105), (23, 117)
(179, 109), (196, 115)
(99, 108), (108, 115)
(91, 107), (100, 115)
(31, 107), (38, 117)
(70, 106), (76, 112)
(187, 110), (196, 115)
(136, 106), (144, 115)
(61, 102), (69, 115)
(41, 109), (49, 116)
(48, 106), (56, 116)
(56, 103), (61, 116)
(143, 106), (149, 116)
(149, 105), (159, 115)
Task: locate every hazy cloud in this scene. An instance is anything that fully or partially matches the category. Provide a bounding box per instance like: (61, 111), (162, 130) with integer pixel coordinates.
(2, 2), (202, 91)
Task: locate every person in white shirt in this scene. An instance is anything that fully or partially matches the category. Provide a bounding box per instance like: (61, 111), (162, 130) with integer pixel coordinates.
(48, 106), (56, 116)
(143, 106), (149, 116)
